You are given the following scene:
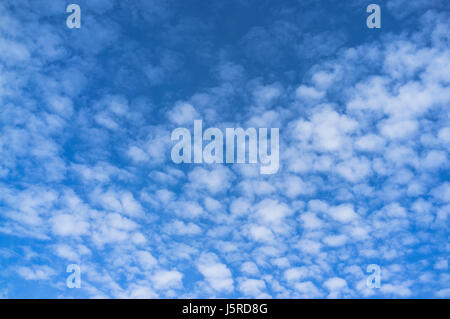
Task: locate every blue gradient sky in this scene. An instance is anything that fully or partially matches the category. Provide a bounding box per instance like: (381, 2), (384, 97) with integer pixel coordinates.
(0, 0), (449, 298)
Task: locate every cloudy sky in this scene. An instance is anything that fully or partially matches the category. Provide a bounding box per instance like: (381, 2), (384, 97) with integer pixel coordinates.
(0, 0), (449, 298)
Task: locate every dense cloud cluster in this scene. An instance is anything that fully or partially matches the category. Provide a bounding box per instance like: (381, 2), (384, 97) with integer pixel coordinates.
(0, 0), (449, 298)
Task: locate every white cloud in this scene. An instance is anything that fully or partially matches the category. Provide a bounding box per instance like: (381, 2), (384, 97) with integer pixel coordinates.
(169, 200), (204, 219)
(335, 157), (371, 182)
(294, 281), (323, 298)
(380, 118), (418, 140)
(151, 270), (183, 290)
(51, 214), (89, 237)
(92, 188), (144, 217)
(304, 107), (358, 152)
(239, 278), (267, 297)
(127, 146), (149, 162)
(17, 265), (55, 280)
(296, 239), (322, 255)
(1, 1), (448, 299)
(422, 150), (447, 169)
(324, 277), (348, 298)
(248, 225), (275, 242)
(254, 199), (292, 225)
(253, 84), (281, 107)
(188, 166), (234, 194)
(284, 267), (308, 282)
(230, 197), (251, 216)
(431, 183), (450, 202)
(168, 103), (199, 125)
(328, 204), (358, 223)
(241, 262), (259, 275)
(53, 244), (85, 260)
(323, 235), (348, 247)
(436, 288), (450, 298)
(380, 283), (412, 297)
(296, 85), (325, 100)
(355, 134), (386, 152)
(300, 212), (323, 229)
(197, 253), (234, 293)
(434, 258), (448, 270)
(136, 251), (158, 269)
(165, 220), (202, 235)
(438, 127), (450, 144)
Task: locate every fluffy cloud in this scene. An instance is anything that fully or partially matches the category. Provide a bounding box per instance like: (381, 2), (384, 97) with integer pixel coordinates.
(197, 253), (234, 293)
(0, 0), (448, 299)
(17, 265), (56, 281)
(151, 270), (183, 290)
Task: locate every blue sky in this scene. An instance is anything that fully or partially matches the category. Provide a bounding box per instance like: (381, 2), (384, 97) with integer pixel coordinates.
(0, 0), (449, 298)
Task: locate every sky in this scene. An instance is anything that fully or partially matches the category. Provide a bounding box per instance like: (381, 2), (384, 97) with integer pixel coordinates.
(0, 0), (449, 299)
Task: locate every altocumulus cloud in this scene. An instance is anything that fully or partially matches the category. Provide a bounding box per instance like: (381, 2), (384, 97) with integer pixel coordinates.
(0, 0), (449, 298)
